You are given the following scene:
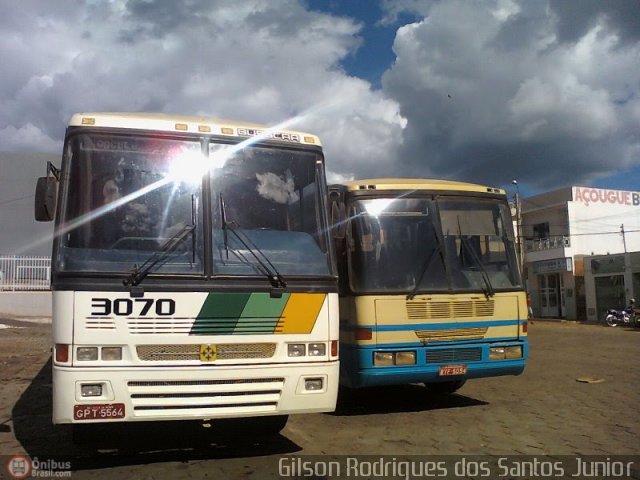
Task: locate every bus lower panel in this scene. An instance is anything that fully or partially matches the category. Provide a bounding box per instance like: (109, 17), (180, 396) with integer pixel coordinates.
(339, 342), (527, 389)
(53, 362), (339, 424)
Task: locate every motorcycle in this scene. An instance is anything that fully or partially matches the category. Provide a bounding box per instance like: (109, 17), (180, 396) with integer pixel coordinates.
(605, 300), (640, 327)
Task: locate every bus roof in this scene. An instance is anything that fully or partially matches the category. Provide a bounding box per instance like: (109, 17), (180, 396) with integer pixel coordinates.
(69, 112), (321, 146)
(337, 178), (505, 195)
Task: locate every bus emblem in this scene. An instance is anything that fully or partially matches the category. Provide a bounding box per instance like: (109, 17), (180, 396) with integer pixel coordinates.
(199, 345), (217, 362)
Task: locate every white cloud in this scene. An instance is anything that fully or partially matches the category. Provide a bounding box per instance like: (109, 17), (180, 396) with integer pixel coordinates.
(381, 0), (640, 189)
(0, 124), (60, 152)
(0, 0), (404, 178)
(1, 0), (638, 192)
(509, 75), (617, 140)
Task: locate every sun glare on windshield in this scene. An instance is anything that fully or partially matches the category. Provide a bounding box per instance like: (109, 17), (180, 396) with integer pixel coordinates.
(364, 198), (394, 216)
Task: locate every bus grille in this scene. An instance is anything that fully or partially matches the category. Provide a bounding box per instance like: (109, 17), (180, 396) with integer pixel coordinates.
(126, 378), (284, 418)
(415, 327), (488, 342)
(426, 348), (482, 363)
(406, 300), (494, 320)
(136, 343), (277, 361)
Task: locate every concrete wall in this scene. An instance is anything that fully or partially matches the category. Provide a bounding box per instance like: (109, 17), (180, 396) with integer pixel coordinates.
(0, 291), (52, 319)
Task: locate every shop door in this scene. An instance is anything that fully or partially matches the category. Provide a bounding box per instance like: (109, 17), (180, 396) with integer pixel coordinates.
(594, 275), (626, 321)
(538, 273), (561, 317)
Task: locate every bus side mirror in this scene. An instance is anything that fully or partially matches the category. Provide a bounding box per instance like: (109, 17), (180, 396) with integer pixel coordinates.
(329, 191), (346, 240)
(35, 176), (58, 222)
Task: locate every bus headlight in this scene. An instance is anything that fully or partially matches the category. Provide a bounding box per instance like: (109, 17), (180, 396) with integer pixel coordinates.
(308, 343), (326, 356)
(77, 347), (99, 361)
(490, 346), (522, 360)
(373, 352), (395, 366)
(489, 347), (505, 360)
(373, 351), (417, 366)
(287, 342), (328, 357)
(395, 351), (417, 365)
(288, 344), (306, 357)
(504, 346), (523, 359)
(101, 347), (122, 361)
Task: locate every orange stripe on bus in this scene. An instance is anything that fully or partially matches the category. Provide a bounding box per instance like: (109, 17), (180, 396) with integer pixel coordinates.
(277, 293), (326, 334)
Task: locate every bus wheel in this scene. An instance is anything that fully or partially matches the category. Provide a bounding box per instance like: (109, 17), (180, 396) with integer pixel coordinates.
(425, 380), (466, 395)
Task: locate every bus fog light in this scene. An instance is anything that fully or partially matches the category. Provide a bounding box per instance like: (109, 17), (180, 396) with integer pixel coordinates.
(77, 347), (99, 361)
(304, 378), (324, 391)
(395, 351), (416, 365)
(504, 346), (522, 359)
(81, 384), (103, 397)
(308, 343), (326, 356)
(373, 352), (394, 366)
(288, 344), (306, 357)
(101, 347), (122, 361)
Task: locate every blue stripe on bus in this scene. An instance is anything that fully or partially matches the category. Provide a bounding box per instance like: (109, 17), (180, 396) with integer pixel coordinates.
(341, 319), (522, 332)
(342, 336), (525, 349)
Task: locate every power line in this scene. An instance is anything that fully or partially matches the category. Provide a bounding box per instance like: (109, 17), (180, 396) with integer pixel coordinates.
(0, 194), (34, 207)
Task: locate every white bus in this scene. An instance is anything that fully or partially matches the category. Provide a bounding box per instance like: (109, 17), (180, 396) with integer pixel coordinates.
(35, 112), (339, 439)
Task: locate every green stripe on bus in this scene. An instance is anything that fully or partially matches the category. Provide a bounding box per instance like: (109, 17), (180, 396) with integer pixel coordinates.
(233, 293), (290, 334)
(191, 292), (252, 334)
(239, 293), (289, 318)
(197, 292), (252, 318)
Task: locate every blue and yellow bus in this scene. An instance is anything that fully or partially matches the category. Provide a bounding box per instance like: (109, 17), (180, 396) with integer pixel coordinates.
(329, 178), (527, 393)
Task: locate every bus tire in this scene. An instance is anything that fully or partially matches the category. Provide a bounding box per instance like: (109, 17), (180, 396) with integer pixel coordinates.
(424, 380), (466, 395)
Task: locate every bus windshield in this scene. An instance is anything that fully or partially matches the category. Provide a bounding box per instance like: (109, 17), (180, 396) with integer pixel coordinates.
(209, 143), (331, 277)
(347, 196), (521, 293)
(55, 133), (332, 278)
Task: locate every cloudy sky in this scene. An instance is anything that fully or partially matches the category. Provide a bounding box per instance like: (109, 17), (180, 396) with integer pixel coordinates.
(1, 0), (640, 254)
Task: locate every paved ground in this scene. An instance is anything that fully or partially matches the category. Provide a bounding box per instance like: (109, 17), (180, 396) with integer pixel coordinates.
(0, 318), (639, 479)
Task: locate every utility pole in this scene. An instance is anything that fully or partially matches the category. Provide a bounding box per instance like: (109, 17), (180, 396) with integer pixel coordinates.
(621, 224), (627, 254)
(513, 180), (524, 273)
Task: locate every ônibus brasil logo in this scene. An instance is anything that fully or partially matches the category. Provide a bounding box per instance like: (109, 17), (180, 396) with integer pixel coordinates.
(6, 455), (31, 479)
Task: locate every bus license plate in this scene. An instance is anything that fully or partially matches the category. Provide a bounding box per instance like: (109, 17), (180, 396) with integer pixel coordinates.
(74, 403), (125, 420)
(439, 365), (467, 376)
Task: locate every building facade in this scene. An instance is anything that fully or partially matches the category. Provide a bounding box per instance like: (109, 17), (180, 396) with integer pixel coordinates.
(521, 186), (640, 320)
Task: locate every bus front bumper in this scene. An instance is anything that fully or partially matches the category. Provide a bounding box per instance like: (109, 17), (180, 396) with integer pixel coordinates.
(340, 341), (527, 388)
(53, 361), (339, 424)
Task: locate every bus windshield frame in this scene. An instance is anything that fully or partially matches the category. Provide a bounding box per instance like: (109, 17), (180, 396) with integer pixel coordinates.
(346, 194), (522, 294)
(53, 131), (335, 281)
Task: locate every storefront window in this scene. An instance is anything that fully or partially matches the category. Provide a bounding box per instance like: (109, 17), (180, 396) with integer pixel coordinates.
(590, 256), (624, 275)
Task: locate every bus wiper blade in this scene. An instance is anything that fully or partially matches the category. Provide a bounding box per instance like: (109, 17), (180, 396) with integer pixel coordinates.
(123, 223), (196, 288)
(457, 218), (495, 298)
(219, 193), (287, 293)
(225, 226), (288, 291)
